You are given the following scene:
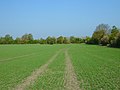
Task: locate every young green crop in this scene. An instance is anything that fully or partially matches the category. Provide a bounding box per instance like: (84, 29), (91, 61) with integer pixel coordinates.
(69, 44), (120, 90)
(0, 45), (63, 89)
(27, 50), (65, 90)
(0, 44), (120, 90)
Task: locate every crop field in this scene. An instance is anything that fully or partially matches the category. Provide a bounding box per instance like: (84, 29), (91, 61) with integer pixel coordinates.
(0, 44), (120, 90)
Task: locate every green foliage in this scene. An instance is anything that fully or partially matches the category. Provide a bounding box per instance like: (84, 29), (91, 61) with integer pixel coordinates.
(85, 36), (92, 44)
(14, 37), (21, 44)
(110, 32), (120, 47)
(92, 30), (106, 44)
(57, 36), (64, 44)
(39, 38), (47, 44)
(0, 24), (119, 48)
(46, 36), (57, 44)
(116, 32), (120, 47)
(70, 36), (76, 43)
(108, 26), (120, 47)
(95, 24), (110, 32)
(63, 37), (70, 44)
(88, 24), (120, 48)
(109, 26), (119, 41)
(100, 35), (109, 46)
(0, 34), (13, 44)
(0, 34), (84, 45)
(21, 34), (33, 44)
(92, 24), (110, 44)
(70, 36), (83, 44)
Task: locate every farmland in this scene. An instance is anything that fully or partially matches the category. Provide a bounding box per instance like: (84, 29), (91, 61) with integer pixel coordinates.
(0, 44), (120, 90)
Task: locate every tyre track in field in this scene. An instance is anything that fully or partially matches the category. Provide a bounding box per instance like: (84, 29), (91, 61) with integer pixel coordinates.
(14, 49), (62, 90)
(64, 49), (80, 90)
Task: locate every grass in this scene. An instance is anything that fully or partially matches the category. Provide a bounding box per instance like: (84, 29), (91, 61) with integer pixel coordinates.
(0, 44), (120, 89)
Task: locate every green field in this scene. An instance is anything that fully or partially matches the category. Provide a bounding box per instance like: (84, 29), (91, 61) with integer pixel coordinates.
(0, 44), (120, 90)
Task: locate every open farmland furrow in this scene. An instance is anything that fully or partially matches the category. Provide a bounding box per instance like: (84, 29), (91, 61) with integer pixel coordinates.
(14, 49), (62, 90)
(64, 49), (80, 90)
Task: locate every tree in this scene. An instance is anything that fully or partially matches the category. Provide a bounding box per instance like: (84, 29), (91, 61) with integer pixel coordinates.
(4, 34), (14, 44)
(95, 24), (110, 33)
(21, 34), (33, 44)
(116, 32), (120, 47)
(57, 36), (64, 44)
(46, 36), (51, 44)
(111, 26), (119, 34)
(85, 36), (93, 44)
(28, 34), (33, 44)
(108, 26), (120, 47)
(63, 37), (70, 44)
(109, 26), (119, 42)
(92, 24), (110, 44)
(110, 32), (120, 48)
(32, 39), (40, 44)
(46, 36), (56, 44)
(75, 37), (82, 43)
(100, 35), (109, 46)
(0, 37), (5, 44)
(51, 37), (57, 44)
(14, 37), (21, 44)
(70, 36), (76, 43)
(40, 38), (47, 44)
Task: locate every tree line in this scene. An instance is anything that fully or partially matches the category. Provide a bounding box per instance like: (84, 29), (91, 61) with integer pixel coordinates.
(0, 24), (120, 48)
(0, 34), (84, 44)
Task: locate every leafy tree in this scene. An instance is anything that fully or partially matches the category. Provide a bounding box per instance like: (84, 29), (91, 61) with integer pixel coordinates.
(110, 32), (120, 48)
(14, 37), (21, 44)
(95, 24), (110, 33)
(0, 37), (5, 44)
(40, 38), (47, 44)
(100, 35), (109, 46)
(0, 34), (13, 44)
(21, 34), (33, 44)
(32, 39), (40, 44)
(51, 37), (57, 44)
(57, 36), (64, 44)
(75, 37), (82, 43)
(111, 26), (119, 34)
(28, 34), (34, 44)
(63, 37), (70, 44)
(116, 32), (120, 47)
(70, 36), (76, 43)
(109, 26), (119, 42)
(46, 36), (51, 44)
(85, 36), (92, 44)
(46, 36), (56, 44)
(5, 34), (14, 44)
(92, 30), (105, 44)
(92, 24), (110, 44)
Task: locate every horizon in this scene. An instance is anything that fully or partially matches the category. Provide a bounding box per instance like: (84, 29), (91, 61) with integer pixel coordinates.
(0, 0), (120, 39)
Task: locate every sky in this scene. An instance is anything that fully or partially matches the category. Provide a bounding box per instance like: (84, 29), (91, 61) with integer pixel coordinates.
(0, 0), (120, 39)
